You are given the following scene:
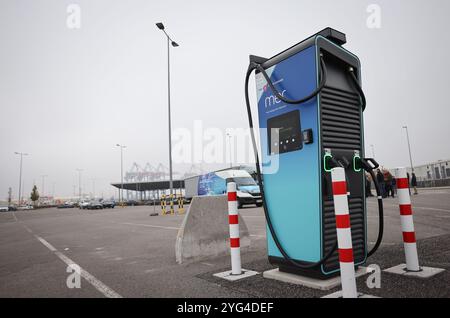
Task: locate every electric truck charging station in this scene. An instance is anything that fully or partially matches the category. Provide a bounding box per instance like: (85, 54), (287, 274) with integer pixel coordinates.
(245, 28), (384, 280)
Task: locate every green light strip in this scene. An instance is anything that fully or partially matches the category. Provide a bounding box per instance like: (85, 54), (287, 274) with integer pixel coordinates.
(353, 155), (361, 172)
(324, 153), (333, 172)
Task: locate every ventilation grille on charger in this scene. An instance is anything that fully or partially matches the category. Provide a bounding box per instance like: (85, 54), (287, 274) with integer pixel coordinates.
(320, 85), (365, 272)
(320, 86), (362, 152)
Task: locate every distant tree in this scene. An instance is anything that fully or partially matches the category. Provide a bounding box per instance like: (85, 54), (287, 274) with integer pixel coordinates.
(30, 185), (39, 206)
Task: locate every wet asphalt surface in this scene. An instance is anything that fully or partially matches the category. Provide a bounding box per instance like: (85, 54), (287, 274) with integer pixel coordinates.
(0, 187), (449, 298)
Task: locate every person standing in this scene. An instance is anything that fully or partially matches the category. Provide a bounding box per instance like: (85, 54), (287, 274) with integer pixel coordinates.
(386, 170), (395, 198)
(384, 169), (394, 198)
(411, 172), (418, 195)
(407, 172), (411, 195)
(391, 176), (397, 197)
(376, 169), (385, 198)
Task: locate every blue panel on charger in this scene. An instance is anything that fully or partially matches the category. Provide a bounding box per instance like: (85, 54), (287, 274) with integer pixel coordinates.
(255, 45), (322, 262)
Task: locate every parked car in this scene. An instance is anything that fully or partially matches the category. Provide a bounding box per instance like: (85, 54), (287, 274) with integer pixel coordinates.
(17, 205), (34, 211)
(126, 200), (138, 206)
(102, 201), (115, 209)
(79, 201), (90, 210)
(57, 202), (75, 209)
(0, 205), (9, 212)
(87, 201), (103, 210)
(8, 205), (17, 211)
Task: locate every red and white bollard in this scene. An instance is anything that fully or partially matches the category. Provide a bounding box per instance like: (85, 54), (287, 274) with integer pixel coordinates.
(384, 167), (443, 278)
(331, 167), (358, 298)
(227, 182), (242, 275)
(395, 167), (420, 272)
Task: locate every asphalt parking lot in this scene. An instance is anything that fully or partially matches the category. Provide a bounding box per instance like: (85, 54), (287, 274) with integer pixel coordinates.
(1, 188), (449, 298)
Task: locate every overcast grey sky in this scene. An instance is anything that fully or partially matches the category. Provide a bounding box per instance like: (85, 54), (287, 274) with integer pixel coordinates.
(1, 0), (449, 200)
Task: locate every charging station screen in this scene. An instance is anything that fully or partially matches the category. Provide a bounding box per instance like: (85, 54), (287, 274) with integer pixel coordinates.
(267, 110), (302, 155)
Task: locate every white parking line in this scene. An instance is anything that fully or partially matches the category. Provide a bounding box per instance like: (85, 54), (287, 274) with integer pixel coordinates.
(201, 262), (214, 267)
(367, 201), (450, 213)
(24, 226), (33, 233)
(415, 207), (450, 213)
(115, 222), (179, 230)
(34, 234), (122, 298)
(12, 213), (34, 233)
(368, 241), (396, 246)
(35, 235), (57, 252)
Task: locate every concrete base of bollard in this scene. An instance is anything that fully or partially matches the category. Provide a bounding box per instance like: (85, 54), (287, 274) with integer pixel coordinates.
(383, 263), (445, 278)
(175, 195), (250, 264)
(322, 291), (379, 298)
(213, 269), (259, 281)
(263, 267), (369, 291)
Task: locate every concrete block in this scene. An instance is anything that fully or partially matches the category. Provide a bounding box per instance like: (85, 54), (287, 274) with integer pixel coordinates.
(383, 263), (445, 278)
(263, 267), (368, 291)
(175, 195), (250, 264)
(213, 269), (259, 281)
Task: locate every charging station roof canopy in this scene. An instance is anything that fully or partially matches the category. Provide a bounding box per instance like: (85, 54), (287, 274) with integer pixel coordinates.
(111, 180), (185, 191)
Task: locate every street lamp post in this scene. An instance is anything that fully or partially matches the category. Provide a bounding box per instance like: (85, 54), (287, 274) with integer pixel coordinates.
(227, 133), (233, 168)
(116, 144), (126, 204)
(402, 126), (415, 173)
(370, 144), (375, 158)
(14, 152), (28, 205)
(156, 22), (179, 195)
(76, 169), (83, 200)
(41, 175), (48, 198)
(90, 178), (96, 199)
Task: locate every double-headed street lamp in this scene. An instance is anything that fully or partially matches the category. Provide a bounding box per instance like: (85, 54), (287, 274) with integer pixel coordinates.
(14, 152), (29, 204)
(156, 22), (179, 195)
(402, 125), (415, 173)
(116, 144), (126, 204)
